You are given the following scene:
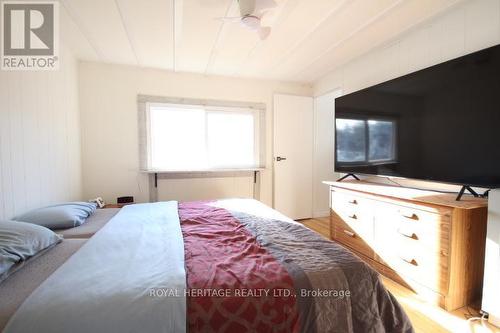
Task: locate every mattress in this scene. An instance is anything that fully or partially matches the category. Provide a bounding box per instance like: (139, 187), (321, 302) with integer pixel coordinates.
(55, 208), (119, 238)
(0, 239), (87, 331)
(2, 200), (414, 333)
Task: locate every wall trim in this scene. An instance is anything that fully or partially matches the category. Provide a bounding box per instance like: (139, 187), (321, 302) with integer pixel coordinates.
(137, 94), (266, 110)
(313, 210), (330, 218)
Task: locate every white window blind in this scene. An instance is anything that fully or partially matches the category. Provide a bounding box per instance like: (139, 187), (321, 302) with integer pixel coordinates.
(141, 101), (264, 172)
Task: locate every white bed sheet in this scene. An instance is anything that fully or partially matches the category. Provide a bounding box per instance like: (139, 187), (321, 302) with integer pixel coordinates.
(4, 202), (186, 333)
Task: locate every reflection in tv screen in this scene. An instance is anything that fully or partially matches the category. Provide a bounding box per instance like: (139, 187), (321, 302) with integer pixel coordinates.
(334, 43), (500, 187)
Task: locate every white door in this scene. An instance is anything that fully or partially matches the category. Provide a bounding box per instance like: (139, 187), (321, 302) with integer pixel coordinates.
(274, 94), (313, 220)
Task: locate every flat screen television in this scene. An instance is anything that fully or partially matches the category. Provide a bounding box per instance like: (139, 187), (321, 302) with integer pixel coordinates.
(334, 44), (500, 188)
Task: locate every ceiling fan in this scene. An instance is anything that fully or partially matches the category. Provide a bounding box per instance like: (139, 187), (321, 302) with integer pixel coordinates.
(217, 0), (278, 40)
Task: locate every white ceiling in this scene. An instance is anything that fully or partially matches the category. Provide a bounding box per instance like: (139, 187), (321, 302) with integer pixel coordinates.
(60, 0), (463, 83)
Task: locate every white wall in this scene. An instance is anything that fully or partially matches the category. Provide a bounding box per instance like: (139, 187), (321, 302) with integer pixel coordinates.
(483, 189), (500, 326)
(313, 0), (500, 192)
(157, 172), (256, 203)
(79, 62), (312, 206)
(0, 46), (82, 220)
(313, 90), (341, 217)
(315, 0), (500, 97)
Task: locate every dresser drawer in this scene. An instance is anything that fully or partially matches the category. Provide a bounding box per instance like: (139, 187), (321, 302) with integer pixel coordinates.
(375, 216), (451, 258)
(399, 203), (450, 224)
(397, 219), (450, 252)
(373, 201), (451, 293)
(331, 190), (366, 214)
(374, 202), (451, 256)
(377, 249), (449, 294)
(331, 190), (374, 226)
(332, 213), (375, 259)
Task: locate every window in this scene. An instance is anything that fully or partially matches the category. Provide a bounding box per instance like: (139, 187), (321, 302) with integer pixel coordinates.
(143, 102), (263, 171)
(367, 120), (396, 161)
(336, 119), (366, 163)
(336, 118), (396, 164)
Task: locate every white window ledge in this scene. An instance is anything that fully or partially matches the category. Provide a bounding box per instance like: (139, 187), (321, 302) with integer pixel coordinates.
(141, 168), (265, 174)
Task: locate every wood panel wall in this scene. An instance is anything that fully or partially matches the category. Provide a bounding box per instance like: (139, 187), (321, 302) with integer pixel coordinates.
(0, 46), (82, 220)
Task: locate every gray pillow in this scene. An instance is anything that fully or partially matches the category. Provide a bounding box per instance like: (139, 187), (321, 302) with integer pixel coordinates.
(0, 220), (62, 282)
(13, 202), (98, 229)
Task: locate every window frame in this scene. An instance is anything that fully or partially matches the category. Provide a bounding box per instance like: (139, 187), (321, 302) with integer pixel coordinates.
(139, 98), (265, 173)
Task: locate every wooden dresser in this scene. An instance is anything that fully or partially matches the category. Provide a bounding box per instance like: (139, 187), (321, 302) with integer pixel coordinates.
(324, 180), (488, 311)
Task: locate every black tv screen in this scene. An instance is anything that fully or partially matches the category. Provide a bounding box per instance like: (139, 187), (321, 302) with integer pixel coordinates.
(334, 44), (500, 188)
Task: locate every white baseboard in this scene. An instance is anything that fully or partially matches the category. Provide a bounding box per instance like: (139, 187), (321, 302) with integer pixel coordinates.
(313, 210), (329, 218)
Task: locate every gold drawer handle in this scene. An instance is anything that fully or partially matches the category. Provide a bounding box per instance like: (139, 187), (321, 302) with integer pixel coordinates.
(397, 229), (418, 240)
(400, 256), (418, 266)
(343, 230), (355, 237)
(400, 210), (419, 220)
(348, 199), (358, 205)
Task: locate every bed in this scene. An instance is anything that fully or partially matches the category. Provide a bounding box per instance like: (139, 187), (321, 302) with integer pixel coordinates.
(0, 199), (414, 333)
(0, 239), (87, 329)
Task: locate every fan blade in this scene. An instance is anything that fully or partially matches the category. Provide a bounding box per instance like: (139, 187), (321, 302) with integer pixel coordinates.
(238, 0), (256, 17)
(258, 26), (271, 40)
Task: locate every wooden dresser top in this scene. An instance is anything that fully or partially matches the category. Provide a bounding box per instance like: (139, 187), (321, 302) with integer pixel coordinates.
(323, 180), (487, 210)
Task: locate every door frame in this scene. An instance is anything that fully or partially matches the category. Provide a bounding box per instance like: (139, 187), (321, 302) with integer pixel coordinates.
(312, 88), (343, 217)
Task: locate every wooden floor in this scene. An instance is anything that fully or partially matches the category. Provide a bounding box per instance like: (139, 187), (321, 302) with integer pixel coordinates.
(300, 217), (500, 333)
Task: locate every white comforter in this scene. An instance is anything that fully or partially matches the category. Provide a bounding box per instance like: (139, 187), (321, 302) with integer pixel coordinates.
(5, 202), (187, 333)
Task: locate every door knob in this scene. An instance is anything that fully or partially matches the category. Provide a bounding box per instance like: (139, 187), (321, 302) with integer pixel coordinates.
(276, 156), (287, 161)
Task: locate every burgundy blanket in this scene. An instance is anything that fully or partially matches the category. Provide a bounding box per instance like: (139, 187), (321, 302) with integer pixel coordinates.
(179, 200), (414, 333)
